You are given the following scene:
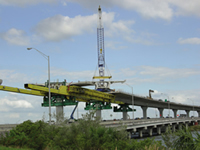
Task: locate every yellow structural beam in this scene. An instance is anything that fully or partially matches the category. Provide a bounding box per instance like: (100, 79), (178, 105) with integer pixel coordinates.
(93, 76), (112, 79)
(25, 84), (124, 104)
(0, 84), (124, 105)
(0, 85), (45, 96)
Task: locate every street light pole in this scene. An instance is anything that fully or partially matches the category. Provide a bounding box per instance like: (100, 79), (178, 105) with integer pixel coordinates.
(124, 83), (134, 122)
(27, 47), (51, 125)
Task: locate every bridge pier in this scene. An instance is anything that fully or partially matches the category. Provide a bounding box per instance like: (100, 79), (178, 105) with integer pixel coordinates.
(185, 110), (190, 118)
(148, 128), (153, 136)
(56, 105), (64, 123)
(141, 106), (147, 119)
(198, 111), (200, 117)
(178, 123), (182, 130)
(96, 109), (102, 119)
(172, 124), (176, 132)
(158, 108), (164, 118)
(157, 126), (161, 135)
(55, 97), (64, 123)
(185, 123), (188, 129)
(173, 109), (178, 118)
(123, 111), (128, 120)
(139, 129), (143, 138)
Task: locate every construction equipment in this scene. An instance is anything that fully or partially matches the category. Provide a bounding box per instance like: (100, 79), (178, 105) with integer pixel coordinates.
(148, 89), (154, 99)
(0, 82), (124, 105)
(93, 5), (113, 91)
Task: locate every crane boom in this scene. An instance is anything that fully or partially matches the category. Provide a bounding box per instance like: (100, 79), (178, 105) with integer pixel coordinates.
(93, 6), (112, 90)
(97, 5), (105, 78)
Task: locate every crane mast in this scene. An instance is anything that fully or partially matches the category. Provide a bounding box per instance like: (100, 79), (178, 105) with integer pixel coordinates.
(97, 6), (105, 78)
(93, 6), (112, 91)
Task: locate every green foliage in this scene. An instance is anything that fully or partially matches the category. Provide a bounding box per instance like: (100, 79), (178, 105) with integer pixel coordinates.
(0, 111), (165, 150)
(162, 125), (200, 150)
(162, 126), (177, 149)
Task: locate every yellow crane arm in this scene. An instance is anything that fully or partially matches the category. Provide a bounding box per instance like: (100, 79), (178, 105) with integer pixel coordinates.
(25, 84), (124, 104)
(0, 85), (45, 96)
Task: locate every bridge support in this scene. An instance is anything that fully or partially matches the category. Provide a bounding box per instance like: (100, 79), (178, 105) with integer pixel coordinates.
(157, 126), (161, 135)
(158, 108), (164, 118)
(138, 129), (143, 138)
(114, 104), (134, 120)
(172, 124), (176, 132)
(178, 124), (182, 130)
(148, 128), (153, 136)
(185, 123), (188, 129)
(85, 102), (112, 120)
(123, 111), (128, 120)
(141, 106), (147, 119)
(198, 111), (200, 117)
(185, 110), (190, 118)
(173, 109), (178, 118)
(56, 106), (64, 123)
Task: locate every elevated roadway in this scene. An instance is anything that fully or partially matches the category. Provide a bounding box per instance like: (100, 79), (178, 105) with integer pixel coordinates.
(101, 117), (200, 138)
(110, 91), (200, 119)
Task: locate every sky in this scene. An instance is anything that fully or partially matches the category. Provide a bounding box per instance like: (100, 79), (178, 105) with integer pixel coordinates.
(0, 0), (200, 124)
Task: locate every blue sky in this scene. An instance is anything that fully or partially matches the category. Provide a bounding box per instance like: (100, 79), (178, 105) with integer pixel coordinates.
(0, 0), (200, 123)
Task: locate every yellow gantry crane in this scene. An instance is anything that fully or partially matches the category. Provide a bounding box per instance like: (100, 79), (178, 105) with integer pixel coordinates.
(0, 82), (124, 108)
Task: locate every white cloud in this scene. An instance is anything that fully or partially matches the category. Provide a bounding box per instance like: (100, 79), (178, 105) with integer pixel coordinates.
(34, 14), (96, 41)
(0, 0), (56, 6)
(118, 66), (200, 85)
(169, 0), (200, 17)
(51, 68), (94, 81)
(178, 37), (200, 44)
(65, 0), (200, 20)
(9, 113), (20, 118)
(0, 70), (34, 84)
(34, 12), (134, 42)
(0, 97), (33, 111)
(0, 28), (30, 46)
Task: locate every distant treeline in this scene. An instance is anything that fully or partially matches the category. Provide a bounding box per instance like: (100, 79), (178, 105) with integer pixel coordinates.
(0, 112), (200, 150)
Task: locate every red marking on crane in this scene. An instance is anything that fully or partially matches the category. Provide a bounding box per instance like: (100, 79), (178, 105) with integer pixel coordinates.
(67, 82), (73, 91)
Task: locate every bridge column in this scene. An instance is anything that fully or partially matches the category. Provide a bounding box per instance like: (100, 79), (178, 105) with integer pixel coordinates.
(178, 124), (182, 130)
(173, 109), (178, 118)
(185, 123), (188, 129)
(198, 111), (200, 117)
(123, 112), (128, 120)
(56, 106), (64, 121)
(138, 129), (143, 138)
(56, 98), (64, 123)
(95, 103), (102, 119)
(148, 128), (153, 136)
(157, 126), (161, 135)
(185, 110), (190, 118)
(172, 124), (176, 132)
(158, 108), (164, 118)
(141, 106), (147, 119)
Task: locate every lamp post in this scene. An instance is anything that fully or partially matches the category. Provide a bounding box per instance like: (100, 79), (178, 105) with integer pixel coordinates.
(161, 93), (170, 117)
(27, 47), (51, 125)
(124, 83), (134, 122)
